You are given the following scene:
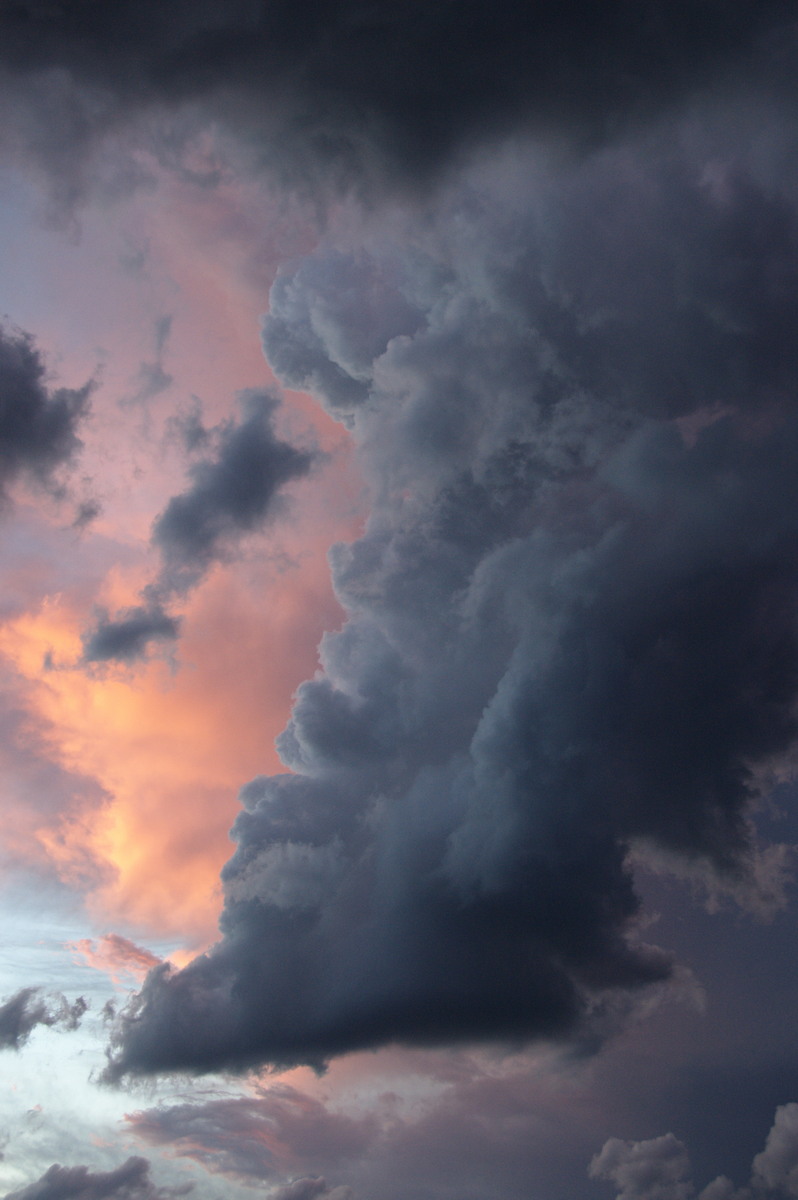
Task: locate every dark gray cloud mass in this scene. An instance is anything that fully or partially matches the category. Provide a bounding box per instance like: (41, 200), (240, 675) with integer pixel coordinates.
(0, 988), (87, 1050)
(105, 119), (798, 1079)
(0, 323), (90, 502)
(3, 1158), (189, 1200)
(0, 1), (795, 198)
(83, 392), (314, 663)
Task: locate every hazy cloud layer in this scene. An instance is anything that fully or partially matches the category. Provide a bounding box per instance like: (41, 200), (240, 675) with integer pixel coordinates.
(0, 1), (795, 199)
(0, 323), (90, 503)
(0, 988), (87, 1051)
(3, 1157), (189, 1200)
(83, 392), (314, 662)
(103, 115), (798, 1079)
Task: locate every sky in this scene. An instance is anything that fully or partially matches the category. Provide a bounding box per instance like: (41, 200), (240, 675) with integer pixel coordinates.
(0, 3), (798, 1199)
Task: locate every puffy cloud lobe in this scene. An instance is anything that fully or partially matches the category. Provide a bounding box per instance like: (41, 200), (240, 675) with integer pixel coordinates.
(83, 392), (314, 662)
(3, 1157), (189, 1200)
(0, 323), (90, 502)
(102, 141), (798, 1079)
(592, 1103), (798, 1199)
(0, 1), (795, 196)
(589, 1134), (693, 1200)
(0, 988), (87, 1050)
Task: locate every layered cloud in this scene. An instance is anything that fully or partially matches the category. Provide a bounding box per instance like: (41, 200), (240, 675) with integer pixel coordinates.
(101, 120), (798, 1080)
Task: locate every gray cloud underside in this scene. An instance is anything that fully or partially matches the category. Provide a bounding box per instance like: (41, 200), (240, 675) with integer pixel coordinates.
(0, 988), (87, 1051)
(105, 120), (798, 1078)
(0, 2), (795, 197)
(0, 323), (90, 501)
(82, 392), (314, 663)
(3, 1157), (189, 1200)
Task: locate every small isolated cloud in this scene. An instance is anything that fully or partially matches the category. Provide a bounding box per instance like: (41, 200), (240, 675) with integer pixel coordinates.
(82, 604), (181, 664)
(82, 391), (315, 664)
(0, 322), (91, 503)
(151, 390), (315, 593)
(2, 1157), (190, 1200)
(71, 934), (163, 985)
(0, 988), (87, 1051)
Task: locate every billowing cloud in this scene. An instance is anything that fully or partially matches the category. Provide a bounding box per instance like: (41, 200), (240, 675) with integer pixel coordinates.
(101, 129), (798, 1079)
(0, 988), (87, 1051)
(3, 1157), (188, 1200)
(589, 1133), (693, 1200)
(0, 1), (794, 198)
(592, 1102), (798, 1199)
(83, 392), (315, 662)
(0, 323), (91, 503)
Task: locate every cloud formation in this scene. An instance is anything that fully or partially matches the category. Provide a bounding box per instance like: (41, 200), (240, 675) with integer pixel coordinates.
(591, 1102), (798, 1199)
(0, 1), (794, 198)
(3, 1158), (188, 1200)
(83, 391), (315, 662)
(0, 323), (91, 503)
(100, 122), (798, 1080)
(0, 988), (87, 1051)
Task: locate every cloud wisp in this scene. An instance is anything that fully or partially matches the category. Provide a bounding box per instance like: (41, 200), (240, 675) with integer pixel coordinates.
(82, 391), (316, 663)
(0, 988), (87, 1051)
(3, 1157), (189, 1200)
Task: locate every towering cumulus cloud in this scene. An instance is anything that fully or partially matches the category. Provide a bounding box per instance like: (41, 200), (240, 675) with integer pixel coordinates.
(106, 110), (798, 1076)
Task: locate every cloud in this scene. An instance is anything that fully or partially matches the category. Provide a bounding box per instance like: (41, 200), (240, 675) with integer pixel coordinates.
(271, 1182), (353, 1200)
(151, 391), (315, 593)
(82, 392), (315, 662)
(0, 988), (87, 1051)
(589, 1133), (693, 1200)
(591, 1102), (798, 1199)
(0, 1), (794, 199)
(71, 934), (163, 985)
(2, 1157), (189, 1200)
(0, 322), (91, 503)
(82, 605), (181, 664)
(103, 132), (798, 1079)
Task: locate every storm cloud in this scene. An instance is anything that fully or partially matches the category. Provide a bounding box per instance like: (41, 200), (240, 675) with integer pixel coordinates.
(0, 323), (90, 503)
(0, 1), (795, 199)
(102, 119), (798, 1080)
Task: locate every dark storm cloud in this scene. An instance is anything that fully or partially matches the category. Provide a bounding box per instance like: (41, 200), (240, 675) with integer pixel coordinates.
(0, 988), (87, 1050)
(0, 323), (90, 503)
(3, 1157), (190, 1200)
(0, 1), (795, 197)
(102, 134), (798, 1079)
(82, 392), (315, 663)
(82, 604), (181, 664)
